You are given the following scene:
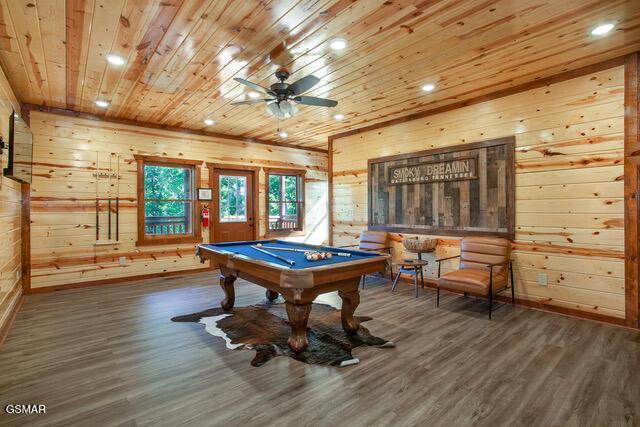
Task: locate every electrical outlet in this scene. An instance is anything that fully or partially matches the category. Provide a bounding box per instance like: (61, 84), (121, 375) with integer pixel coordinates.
(537, 273), (548, 286)
(119, 256), (127, 266)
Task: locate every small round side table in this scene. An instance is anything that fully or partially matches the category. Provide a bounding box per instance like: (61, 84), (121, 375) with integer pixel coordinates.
(391, 259), (429, 298)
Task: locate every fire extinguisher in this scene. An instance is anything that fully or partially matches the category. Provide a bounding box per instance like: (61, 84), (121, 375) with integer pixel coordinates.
(201, 205), (210, 228)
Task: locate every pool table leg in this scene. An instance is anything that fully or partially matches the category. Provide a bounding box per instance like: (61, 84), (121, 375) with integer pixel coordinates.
(219, 273), (236, 311)
(339, 287), (360, 334)
(285, 301), (311, 353)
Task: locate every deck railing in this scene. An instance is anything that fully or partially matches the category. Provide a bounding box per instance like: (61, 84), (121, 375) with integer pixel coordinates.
(268, 216), (299, 231)
(145, 216), (190, 235)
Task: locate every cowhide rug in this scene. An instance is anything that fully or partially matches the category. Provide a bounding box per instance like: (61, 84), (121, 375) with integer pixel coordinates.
(171, 302), (394, 367)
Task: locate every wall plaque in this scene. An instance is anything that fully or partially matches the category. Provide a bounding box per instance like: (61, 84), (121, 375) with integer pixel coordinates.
(368, 137), (515, 238)
(388, 157), (478, 185)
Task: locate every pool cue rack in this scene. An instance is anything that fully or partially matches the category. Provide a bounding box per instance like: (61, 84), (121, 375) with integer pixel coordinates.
(93, 152), (122, 246)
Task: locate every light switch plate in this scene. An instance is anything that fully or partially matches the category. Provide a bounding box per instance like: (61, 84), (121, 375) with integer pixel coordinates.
(119, 256), (126, 266)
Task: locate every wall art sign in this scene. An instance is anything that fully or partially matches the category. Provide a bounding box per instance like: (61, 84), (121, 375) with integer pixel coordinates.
(388, 157), (478, 185)
(368, 137), (515, 238)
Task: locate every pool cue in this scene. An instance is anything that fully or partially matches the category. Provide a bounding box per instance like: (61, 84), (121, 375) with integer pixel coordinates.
(95, 152), (100, 241)
(257, 243), (352, 257)
(107, 154), (112, 240)
(115, 155), (119, 241)
(95, 199), (99, 241)
(250, 245), (295, 266)
(115, 196), (119, 241)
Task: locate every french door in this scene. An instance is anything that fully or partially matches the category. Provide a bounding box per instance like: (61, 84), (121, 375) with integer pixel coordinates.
(212, 169), (256, 242)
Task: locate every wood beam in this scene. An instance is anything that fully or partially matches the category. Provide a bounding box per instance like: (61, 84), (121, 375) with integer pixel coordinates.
(20, 104), (328, 154)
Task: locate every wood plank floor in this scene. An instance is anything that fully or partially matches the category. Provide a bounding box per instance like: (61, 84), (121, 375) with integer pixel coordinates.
(1, 273), (639, 427)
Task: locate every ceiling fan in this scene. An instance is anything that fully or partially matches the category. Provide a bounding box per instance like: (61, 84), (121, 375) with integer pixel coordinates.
(231, 69), (337, 119)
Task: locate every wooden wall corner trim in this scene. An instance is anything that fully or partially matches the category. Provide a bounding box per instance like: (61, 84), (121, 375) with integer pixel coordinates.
(21, 103), (328, 154)
(0, 291), (24, 348)
(328, 56), (626, 141)
(21, 182), (31, 292)
(26, 266), (215, 294)
(624, 51), (640, 329)
(328, 137), (334, 245)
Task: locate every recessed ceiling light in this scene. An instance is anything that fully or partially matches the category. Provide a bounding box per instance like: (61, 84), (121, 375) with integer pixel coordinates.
(333, 114), (344, 121)
(329, 38), (347, 50)
(591, 23), (615, 35)
(247, 91), (261, 99)
(106, 54), (126, 66)
(95, 100), (110, 108)
(204, 118), (215, 126)
(421, 83), (435, 92)
(278, 130), (289, 138)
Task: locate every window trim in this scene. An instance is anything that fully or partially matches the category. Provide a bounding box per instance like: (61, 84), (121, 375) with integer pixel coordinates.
(264, 167), (306, 237)
(134, 155), (203, 246)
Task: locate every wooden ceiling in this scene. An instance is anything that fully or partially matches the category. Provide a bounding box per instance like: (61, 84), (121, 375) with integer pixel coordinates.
(1, 0), (640, 149)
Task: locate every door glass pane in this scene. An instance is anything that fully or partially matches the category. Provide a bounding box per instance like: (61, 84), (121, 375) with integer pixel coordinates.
(219, 175), (247, 222)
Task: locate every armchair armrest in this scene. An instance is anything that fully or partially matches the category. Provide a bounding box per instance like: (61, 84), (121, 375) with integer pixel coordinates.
(485, 260), (509, 268)
(436, 254), (460, 263)
(340, 245), (393, 253)
(436, 254), (460, 278)
(361, 246), (393, 252)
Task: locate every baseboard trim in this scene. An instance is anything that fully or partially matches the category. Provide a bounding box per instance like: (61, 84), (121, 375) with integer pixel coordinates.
(390, 274), (627, 328)
(27, 265), (216, 294)
(0, 291), (24, 348)
(500, 296), (626, 328)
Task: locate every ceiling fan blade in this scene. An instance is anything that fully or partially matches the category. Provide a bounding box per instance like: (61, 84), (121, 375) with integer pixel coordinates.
(233, 77), (273, 95)
(293, 96), (337, 107)
(230, 98), (273, 106)
(289, 75), (320, 95)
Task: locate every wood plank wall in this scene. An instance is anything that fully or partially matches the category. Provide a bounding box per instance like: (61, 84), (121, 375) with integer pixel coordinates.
(0, 64), (22, 331)
(28, 111), (328, 290)
(332, 66), (625, 320)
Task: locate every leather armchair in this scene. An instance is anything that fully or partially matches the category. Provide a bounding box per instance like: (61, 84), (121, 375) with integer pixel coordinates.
(436, 236), (514, 319)
(340, 230), (392, 288)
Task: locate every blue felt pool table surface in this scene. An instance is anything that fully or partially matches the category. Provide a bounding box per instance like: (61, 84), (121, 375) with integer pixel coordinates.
(201, 240), (382, 269)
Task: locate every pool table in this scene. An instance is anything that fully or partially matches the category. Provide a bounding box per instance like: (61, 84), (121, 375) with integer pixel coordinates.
(196, 239), (389, 353)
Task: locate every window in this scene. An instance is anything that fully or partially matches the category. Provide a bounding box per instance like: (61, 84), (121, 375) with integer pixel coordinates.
(265, 168), (305, 235)
(134, 155), (202, 246)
